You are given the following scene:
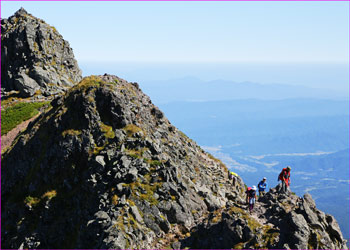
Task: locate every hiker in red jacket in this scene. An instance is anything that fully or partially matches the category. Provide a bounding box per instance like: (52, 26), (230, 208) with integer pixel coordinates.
(278, 166), (291, 192)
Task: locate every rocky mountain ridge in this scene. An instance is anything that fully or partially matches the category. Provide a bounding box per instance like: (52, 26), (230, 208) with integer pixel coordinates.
(2, 75), (241, 248)
(2, 75), (347, 249)
(1, 8), (348, 250)
(1, 8), (82, 97)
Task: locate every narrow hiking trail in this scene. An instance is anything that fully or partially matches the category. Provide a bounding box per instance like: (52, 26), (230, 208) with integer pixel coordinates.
(1, 114), (39, 151)
(250, 199), (275, 228)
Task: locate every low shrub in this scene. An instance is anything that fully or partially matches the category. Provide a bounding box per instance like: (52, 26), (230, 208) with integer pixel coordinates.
(42, 190), (57, 200)
(100, 122), (115, 139)
(1, 101), (48, 135)
(112, 194), (119, 205)
(24, 196), (40, 207)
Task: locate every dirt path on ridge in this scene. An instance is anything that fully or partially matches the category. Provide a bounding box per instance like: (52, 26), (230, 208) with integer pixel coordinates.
(1, 114), (39, 151)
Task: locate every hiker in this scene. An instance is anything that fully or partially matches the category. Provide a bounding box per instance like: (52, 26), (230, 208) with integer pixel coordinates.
(245, 187), (251, 204)
(229, 171), (238, 186)
(257, 177), (268, 197)
(278, 166), (291, 192)
(247, 186), (257, 214)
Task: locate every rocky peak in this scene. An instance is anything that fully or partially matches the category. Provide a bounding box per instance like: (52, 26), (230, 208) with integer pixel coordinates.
(2, 75), (347, 249)
(1, 8), (82, 97)
(14, 7), (28, 16)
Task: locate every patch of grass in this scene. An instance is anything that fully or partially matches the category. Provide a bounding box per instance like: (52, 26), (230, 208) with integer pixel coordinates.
(62, 129), (82, 137)
(246, 216), (262, 232)
(139, 191), (159, 206)
(212, 215), (221, 223)
(125, 236), (131, 249)
(50, 25), (58, 33)
(34, 89), (42, 96)
(143, 158), (162, 167)
(211, 209), (222, 223)
(112, 194), (119, 205)
(1, 93), (23, 109)
(87, 95), (95, 103)
(261, 225), (280, 248)
(123, 124), (142, 137)
(99, 122), (115, 139)
(41, 190), (57, 200)
(73, 76), (107, 91)
(179, 131), (189, 140)
(233, 242), (245, 249)
(117, 84), (137, 97)
(127, 199), (135, 206)
(159, 214), (166, 221)
(207, 153), (228, 172)
(229, 206), (261, 232)
(24, 196), (41, 207)
(124, 175), (163, 206)
(89, 143), (104, 155)
(112, 211), (126, 231)
(1, 101), (48, 135)
(150, 160), (162, 166)
(126, 148), (144, 159)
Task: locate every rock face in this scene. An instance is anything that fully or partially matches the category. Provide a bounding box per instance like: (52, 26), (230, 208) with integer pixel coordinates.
(2, 75), (347, 249)
(1, 8), (82, 97)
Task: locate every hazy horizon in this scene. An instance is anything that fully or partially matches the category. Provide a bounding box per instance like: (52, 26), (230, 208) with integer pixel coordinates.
(3, 2), (348, 95)
(79, 61), (349, 96)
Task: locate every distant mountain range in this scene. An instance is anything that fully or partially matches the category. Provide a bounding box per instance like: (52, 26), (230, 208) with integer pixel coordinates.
(139, 77), (348, 103)
(159, 98), (349, 154)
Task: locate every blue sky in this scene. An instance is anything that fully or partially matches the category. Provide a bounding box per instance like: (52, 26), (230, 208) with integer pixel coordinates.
(1, 1), (349, 63)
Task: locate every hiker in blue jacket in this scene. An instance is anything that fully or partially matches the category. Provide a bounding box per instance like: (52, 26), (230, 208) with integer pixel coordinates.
(257, 177), (268, 197)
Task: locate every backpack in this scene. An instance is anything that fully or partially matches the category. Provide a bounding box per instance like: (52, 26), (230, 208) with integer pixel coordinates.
(279, 168), (290, 181)
(246, 187), (255, 198)
(249, 189), (256, 197)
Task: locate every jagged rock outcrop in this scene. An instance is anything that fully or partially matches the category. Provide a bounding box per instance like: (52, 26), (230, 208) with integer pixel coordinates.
(180, 184), (347, 249)
(1, 8), (82, 97)
(2, 75), (347, 249)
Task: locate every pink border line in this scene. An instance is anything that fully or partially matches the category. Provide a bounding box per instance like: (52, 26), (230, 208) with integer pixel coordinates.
(0, 0), (349, 1)
(0, 1), (349, 249)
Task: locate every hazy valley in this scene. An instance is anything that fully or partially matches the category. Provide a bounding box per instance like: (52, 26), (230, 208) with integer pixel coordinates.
(147, 88), (349, 238)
